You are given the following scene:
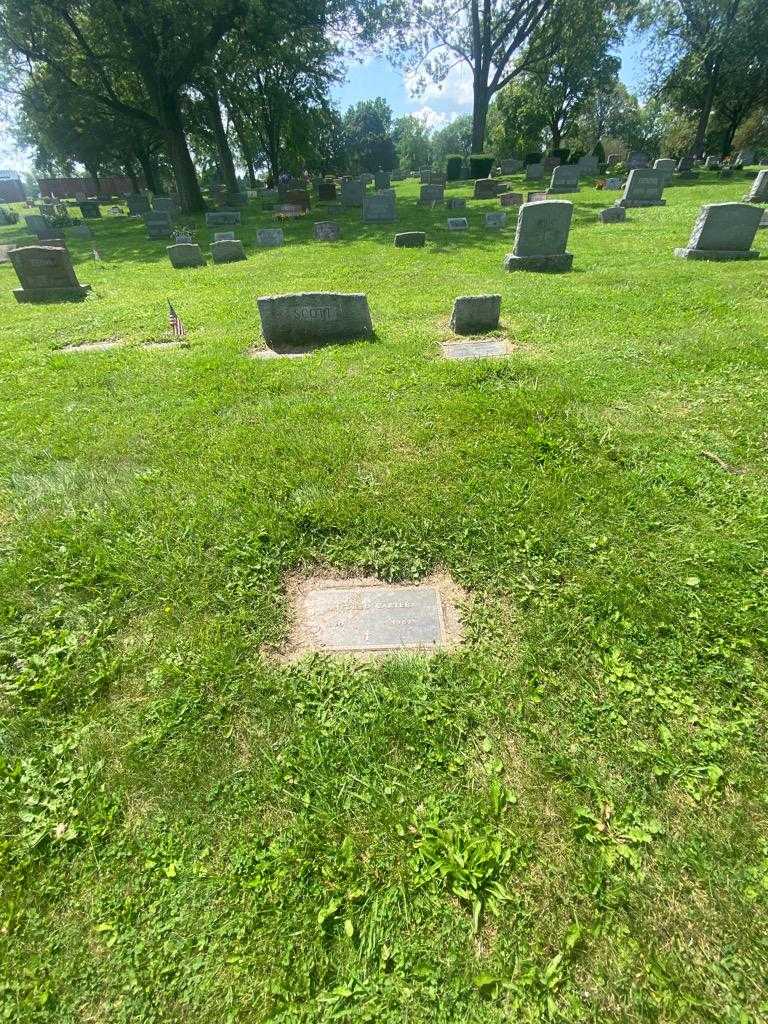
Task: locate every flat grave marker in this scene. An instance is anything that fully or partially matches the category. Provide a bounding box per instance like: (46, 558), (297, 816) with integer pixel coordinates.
(447, 217), (468, 230)
(442, 339), (511, 361)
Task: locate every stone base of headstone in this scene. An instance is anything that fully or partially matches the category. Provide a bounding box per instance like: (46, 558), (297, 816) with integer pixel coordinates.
(394, 232), (426, 247)
(599, 206), (626, 222)
(615, 198), (666, 208)
(546, 186), (579, 194)
(674, 246), (759, 261)
(503, 252), (573, 272)
(14, 283), (90, 303)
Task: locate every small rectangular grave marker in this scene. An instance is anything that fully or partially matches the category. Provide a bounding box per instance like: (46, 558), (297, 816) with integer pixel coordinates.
(447, 217), (468, 230)
(303, 584), (445, 651)
(211, 239), (246, 263)
(257, 228), (284, 247)
(314, 221), (341, 241)
(394, 231), (426, 247)
(442, 339), (510, 360)
(616, 168), (666, 207)
(450, 294), (501, 334)
(420, 184), (445, 204)
(167, 242), (205, 268)
(362, 190), (396, 222)
(484, 211), (506, 229)
(205, 210), (241, 226)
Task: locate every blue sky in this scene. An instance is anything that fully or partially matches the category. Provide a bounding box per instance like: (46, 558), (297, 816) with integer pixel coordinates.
(330, 30), (648, 130)
(1, 30), (648, 174)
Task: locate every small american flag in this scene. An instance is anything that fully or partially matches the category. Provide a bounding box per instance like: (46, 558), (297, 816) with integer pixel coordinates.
(167, 300), (186, 338)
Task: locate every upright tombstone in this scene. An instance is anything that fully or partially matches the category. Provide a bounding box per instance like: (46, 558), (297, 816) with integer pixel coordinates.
(127, 194), (151, 215)
(256, 227), (284, 247)
(543, 156), (561, 175)
(362, 190), (396, 222)
(205, 210), (241, 226)
(676, 155), (698, 178)
(577, 155), (599, 175)
(314, 221), (341, 241)
(525, 163), (543, 181)
(394, 231), (426, 247)
(616, 168), (666, 207)
(450, 295), (501, 334)
(420, 183), (445, 204)
(547, 165), (580, 194)
(214, 231), (235, 241)
(598, 206), (626, 223)
(499, 192), (523, 206)
(167, 242), (205, 268)
(144, 210), (172, 239)
(257, 292), (373, 347)
(25, 214), (49, 236)
(9, 245), (90, 302)
(68, 224), (94, 239)
(260, 188), (279, 207)
(473, 178), (504, 199)
(653, 158), (676, 185)
(341, 180), (365, 207)
(503, 200), (573, 272)
(606, 152), (621, 165)
(674, 202), (762, 260)
(78, 200), (101, 219)
(318, 180), (337, 202)
(153, 196), (178, 215)
(446, 197), (467, 209)
(627, 151), (649, 169)
(447, 217), (468, 230)
(738, 148), (754, 166)
(500, 158), (523, 174)
(485, 212), (506, 229)
(211, 239), (246, 263)
(374, 171), (391, 190)
(704, 156), (720, 170)
(744, 170), (768, 203)
(285, 188), (310, 211)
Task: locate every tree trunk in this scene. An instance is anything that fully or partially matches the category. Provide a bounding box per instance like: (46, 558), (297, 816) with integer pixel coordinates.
(203, 89), (240, 195)
(692, 61), (719, 157)
(136, 149), (160, 194)
(226, 103), (258, 187)
(124, 157), (140, 191)
(471, 81), (489, 153)
(157, 92), (206, 212)
(84, 164), (101, 194)
(551, 119), (561, 150)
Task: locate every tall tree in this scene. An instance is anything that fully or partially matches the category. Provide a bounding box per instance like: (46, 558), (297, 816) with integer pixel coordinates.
(371, 0), (560, 150)
(392, 115), (433, 170)
(343, 98), (397, 171)
(0, 0), (243, 211)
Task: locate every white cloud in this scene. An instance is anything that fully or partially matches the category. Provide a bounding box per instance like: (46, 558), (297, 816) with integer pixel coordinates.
(411, 106), (459, 131)
(404, 61), (474, 107)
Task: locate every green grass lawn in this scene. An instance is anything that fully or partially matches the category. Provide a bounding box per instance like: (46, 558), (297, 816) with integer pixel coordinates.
(1, 172), (767, 1023)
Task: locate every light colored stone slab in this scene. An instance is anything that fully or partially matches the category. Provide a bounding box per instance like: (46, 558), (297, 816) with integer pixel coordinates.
(303, 583), (445, 651)
(442, 339), (510, 360)
(256, 291), (373, 346)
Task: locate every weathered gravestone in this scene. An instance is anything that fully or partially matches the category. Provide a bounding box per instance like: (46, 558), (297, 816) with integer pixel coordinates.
(362, 190), (396, 222)
(446, 197), (467, 209)
(473, 178), (503, 199)
(627, 151), (649, 169)
(605, 177), (625, 190)
(704, 156), (720, 169)
(9, 245), (90, 302)
(394, 231), (426, 247)
(738, 149), (754, 165)
(256, 228), (284, 247)
(205, 210), (242, 226)
(526, 191), (549, 203)
(341, 180), (365, 207)
(374, 171), (391, 190)
(314, 221), (341, 241)
(420, 184), (445, 204)
(127, 194), (151, 216)
(225, 190), (248, 208)
(144, 211), (172, 239)
(153, 196), (178, 214)
(547, 165), (580, 194)
(674, 202), (762, 260)
(744, 170), (768, 203)
(68, 224), (93, 239)
(503, 200), (573, 272)
(447, 217), (468, 230)
(299, 582), (446, 652)
(214, 231), (235, 241)
(167, 242), (205, 268)
(500, 158), (523, 174)
(78, 201), (101, 219)
(286, 189), (310, 211)
(318, 180), (337, 202)
(759, 209), (768, 228)
(676, 156), (698, 178)
(450, 294), (501, 334)
(25, 215), (49, 235)
(485, 211), (507, 228)
(525, 163), (543, 180)
(257, 292), (373, 347)
(598, 206), (626, 223)
(616, 168), (666, 207)
(0, 244), (17, 264)
(499, 191), (523, 207)
(577, 155), (599, 175)
(211, 239), (246, 263)
(607, 153), (621, 165)
(260, 189), (279, 207)
(653, 158), (676, 185)
(543, 157), (561, 176)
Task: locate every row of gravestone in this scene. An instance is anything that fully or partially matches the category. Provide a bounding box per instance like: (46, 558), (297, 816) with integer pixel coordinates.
(10, 194), (765, 304)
